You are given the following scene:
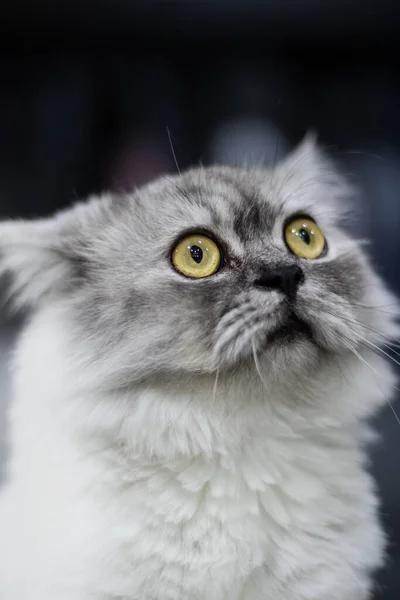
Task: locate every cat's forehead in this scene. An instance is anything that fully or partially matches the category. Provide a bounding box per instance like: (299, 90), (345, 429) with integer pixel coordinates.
(137, 165), (341, 246)
(180, 167), (278, 240)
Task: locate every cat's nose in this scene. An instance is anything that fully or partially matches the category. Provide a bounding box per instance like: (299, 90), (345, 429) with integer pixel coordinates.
(254, 264), (304, 298)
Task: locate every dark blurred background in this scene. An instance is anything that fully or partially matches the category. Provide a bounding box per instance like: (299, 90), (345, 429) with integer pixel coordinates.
(0, 1), (400, 598)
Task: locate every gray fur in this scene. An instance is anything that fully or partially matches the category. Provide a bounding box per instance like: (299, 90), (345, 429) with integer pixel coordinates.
(0, 137), (398, 393)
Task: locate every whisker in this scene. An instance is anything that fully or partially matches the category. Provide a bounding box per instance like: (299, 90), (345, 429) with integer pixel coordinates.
(310, 305), (400, 350)
(374, 341), (400, 358)
(338, 334), (400, 427)
(359, 308), (400, 317)
(353, 334), (400, 369)
(353, 300), (400, 312)
(166, 127), (181, 175)
(212, 368), (220, 404)
(161, 175), (204, 209)
(307, 305), (400, 380)
(252, 339), (269, 393)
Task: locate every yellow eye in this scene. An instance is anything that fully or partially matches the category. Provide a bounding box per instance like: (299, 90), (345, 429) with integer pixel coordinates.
(172, 234), (221, 278)
(284, 217), (326, 259)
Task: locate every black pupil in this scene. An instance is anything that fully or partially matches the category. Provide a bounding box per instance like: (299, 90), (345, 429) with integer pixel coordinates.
(299, 229), (311, 245)
(190, 245), (203, 264)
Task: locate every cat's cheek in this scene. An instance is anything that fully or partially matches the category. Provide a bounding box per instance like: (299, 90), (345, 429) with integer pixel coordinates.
(307, 322), (351, 353)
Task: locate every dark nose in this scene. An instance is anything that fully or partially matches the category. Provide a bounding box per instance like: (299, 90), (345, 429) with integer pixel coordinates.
(254, 264), (304, 298)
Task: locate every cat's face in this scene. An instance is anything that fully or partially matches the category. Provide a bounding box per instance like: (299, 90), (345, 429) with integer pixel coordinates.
(0, 139), (397, 390)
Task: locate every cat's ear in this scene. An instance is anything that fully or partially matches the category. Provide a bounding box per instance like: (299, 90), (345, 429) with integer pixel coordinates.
(279, 132), (323, 174)
(0, 196), (110, 311)
(0, 214), (77, 311)
(277, 132), (354, 212)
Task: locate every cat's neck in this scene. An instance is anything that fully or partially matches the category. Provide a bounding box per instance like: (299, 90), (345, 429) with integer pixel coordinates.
(15, 306), (391, 465)
(72, 367), (365, 463)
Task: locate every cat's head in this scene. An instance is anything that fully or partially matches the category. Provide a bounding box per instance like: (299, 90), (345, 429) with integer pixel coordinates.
(0, 137), (398, 395)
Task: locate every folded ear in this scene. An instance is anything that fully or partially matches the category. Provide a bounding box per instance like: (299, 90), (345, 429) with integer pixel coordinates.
(0, 196), (111, 311)
(278, 132), (326, 177)
(277, 132), (355, 216)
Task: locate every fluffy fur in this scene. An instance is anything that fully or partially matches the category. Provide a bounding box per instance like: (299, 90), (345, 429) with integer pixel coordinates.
(0, 138), (398, 600)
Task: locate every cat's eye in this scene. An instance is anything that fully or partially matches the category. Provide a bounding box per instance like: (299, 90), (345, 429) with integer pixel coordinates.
(172, 234), (221, 278)
(284, 217), (326, 259)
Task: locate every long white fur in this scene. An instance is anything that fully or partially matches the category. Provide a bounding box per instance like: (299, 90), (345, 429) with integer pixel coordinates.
(0, 305), (394, 600)
(0, 140), (398, 599)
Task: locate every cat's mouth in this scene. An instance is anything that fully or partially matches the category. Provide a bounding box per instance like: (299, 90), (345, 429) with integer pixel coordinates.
(212, 303), (317, 368)
(264, 311), (313, 345)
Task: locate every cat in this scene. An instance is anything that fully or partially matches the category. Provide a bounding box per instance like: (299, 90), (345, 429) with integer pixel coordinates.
(0, 136), (398, 600)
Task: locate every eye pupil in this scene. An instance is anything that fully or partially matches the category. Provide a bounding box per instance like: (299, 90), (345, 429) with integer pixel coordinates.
(190, 245), (203, 264)
(285, 218), (325, 259)
(299, 229), (311, 245)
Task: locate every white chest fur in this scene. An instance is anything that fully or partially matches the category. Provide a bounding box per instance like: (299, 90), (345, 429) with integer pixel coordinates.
(0, 311), (392, 600)
(81, 423), (382, 600)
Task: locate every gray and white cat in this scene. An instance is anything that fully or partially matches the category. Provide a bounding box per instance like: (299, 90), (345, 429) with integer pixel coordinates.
(0, 137), (398, 600)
